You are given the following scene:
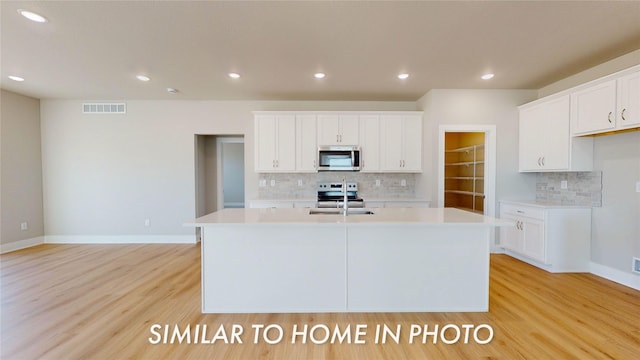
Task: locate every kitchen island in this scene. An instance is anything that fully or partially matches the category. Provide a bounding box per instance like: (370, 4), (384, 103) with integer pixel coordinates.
(187, 207), (511, 313)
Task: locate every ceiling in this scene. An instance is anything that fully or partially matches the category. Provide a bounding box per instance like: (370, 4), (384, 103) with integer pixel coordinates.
(2, 1), (640, 102)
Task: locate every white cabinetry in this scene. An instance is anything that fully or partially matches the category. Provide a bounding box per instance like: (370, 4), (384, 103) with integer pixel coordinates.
(359, 115), (380, 172)
(317, 114), (359, 145)
(499, 201), (591, 273)
(254, 115), (296, 172)
(617, 70), (640, 129)
(296, 115), (317, 172)
(380, 115), (422, 172)
(519, 95), (593, 172)
(571, 69), (640, 136)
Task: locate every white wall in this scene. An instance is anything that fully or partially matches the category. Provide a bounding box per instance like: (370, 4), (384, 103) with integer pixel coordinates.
(0, 90), (44, 250)
(416, 89), (538, 212)
(40, 100), (415, 240)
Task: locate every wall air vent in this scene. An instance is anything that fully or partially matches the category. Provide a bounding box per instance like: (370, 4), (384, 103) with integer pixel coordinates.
(82, 103), (126, 114)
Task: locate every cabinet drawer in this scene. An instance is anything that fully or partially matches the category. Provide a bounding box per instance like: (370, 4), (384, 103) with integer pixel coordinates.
(500, 204), (545, 220)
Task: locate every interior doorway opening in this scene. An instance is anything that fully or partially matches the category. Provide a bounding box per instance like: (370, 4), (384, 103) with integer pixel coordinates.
(444, 132), (486, 214)
(195, 135), (245, 221)
(438, 125), (496, 219)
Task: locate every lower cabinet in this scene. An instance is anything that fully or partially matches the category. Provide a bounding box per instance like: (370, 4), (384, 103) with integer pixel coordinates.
(499, 201), (591, 273)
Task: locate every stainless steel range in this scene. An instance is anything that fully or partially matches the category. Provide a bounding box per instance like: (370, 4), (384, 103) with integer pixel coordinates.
(316, 182), (364, 208)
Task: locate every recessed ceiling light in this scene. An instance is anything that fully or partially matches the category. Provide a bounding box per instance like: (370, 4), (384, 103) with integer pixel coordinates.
(136, 75), (150, 82)
(18, 9), (48, 23)
(228, 73), (241, 79)
(398, 73), (409, 80)
(8, 75), (25, 82)
(314, 73), (326, 79)
(481, 73), (495, 80)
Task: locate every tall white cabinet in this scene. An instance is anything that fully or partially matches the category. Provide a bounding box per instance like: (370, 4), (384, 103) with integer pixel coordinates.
(519, 95), (593, 172)
(380, 115), (422, 172)
(254, 114), (296, 172)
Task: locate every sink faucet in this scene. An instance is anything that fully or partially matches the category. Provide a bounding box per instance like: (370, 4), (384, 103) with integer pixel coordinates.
(342, 177), (348, 216)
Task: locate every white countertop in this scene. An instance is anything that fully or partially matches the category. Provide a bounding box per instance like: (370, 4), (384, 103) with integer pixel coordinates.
(500, 199), (593, 209)
(186, 207), (510, 227)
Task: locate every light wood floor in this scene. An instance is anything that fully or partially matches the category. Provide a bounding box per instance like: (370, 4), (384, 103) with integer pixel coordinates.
(1, 244), (639, 359)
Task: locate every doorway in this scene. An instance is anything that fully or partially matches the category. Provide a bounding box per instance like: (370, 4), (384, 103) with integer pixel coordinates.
(438, 125), (496, 218)
(195, 135), (245, 219)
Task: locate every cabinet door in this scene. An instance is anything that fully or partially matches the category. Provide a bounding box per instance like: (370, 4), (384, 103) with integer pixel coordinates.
(499, 214), (522, 252)
(519, 96), (570, 171)
(359, 115), (380, 172)
(380, 115), (404, 171)
(339, 115), (360, 144)
(571, 79), (617, 135)
(255, 115), (277, 171)
(522, 217), (546, 264)
(317, 115), (341, 145)
(617, 71), (640, 129)
(401, 115), (422, 171)
(275, 115), (296, 171)
(296, 115), (317, 172)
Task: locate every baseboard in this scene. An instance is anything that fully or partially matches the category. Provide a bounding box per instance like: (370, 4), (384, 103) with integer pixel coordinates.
(590, 262), (640, 291)
(0, 236), (45, 254)
(44, 235), (197, 244)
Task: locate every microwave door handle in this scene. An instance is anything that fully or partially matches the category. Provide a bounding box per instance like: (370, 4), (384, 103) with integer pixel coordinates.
(351, 150), (355, 167)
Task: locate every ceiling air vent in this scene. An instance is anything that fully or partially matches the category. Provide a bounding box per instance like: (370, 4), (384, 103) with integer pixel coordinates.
(82, 102), (126, 114)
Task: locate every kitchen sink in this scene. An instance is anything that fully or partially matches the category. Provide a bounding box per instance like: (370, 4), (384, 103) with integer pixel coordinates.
(308, 208), (375, 215)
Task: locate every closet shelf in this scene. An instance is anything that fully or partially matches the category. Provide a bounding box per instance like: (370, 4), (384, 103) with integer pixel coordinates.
(445, 161), (484, 166)
(445, 176), (481, 180)
(445, 144), (485, 153)
(445, 190), (485, 197)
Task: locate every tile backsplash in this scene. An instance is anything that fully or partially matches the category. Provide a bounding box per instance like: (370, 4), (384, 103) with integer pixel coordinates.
(536, 171), (602, 206)
(257, 173), (418, 199)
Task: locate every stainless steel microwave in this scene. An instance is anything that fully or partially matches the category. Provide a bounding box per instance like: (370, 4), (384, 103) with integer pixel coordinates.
(318, 146), (361, 171)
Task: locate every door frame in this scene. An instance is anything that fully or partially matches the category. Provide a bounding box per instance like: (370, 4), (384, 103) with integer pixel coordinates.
(437, 125), (496, 219)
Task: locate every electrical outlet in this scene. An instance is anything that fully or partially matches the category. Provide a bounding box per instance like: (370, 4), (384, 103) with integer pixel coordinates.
(633, 257), (640, 274)
(561, 180), (568, 189)
(270, 179), (276, 187)
(144, 219), (150, 227)
(20, 222), (28, 231)
(298, 179), (303, 187)
(401, 179), (407, 187)
(375, 179), (381, 187)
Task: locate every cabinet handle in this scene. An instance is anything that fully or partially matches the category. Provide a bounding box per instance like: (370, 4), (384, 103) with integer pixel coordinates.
(272, 160), (275, 168)
(537, 157), (542, 166)
(608, 111), (612, 124)
(541, 157), (545, 166)
(621, 108), (627, 121)
(336, 134), (340, 143)
(340, 134), (343, 142)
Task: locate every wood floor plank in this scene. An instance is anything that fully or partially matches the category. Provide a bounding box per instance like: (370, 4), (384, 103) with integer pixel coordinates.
(1, 244), (639, 359)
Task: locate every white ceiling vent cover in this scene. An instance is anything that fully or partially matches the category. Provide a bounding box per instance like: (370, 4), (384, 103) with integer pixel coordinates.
(82, 103), (126, 114)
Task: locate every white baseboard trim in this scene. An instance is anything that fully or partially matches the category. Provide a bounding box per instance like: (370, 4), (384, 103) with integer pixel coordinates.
(590, 262), (640, 291)
(45, 235), (197, 244)
(0, 236), (45, 254)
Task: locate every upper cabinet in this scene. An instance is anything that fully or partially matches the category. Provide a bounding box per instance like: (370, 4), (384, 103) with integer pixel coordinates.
(359, 115), (381, 172)
(380, 115), (422, 172)
(519, 95), (593, 172)
(295, 114), (318, 172)
(317, 114), (359, 145)
(254, 111), (423, 173)
(254, 115), (296, 172)
(571, 69), (640, 136)
(617, 71), (640, 129)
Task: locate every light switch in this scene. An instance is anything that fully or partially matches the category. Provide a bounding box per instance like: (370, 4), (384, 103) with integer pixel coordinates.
(259, 179), (266, 187)
(636, 181), (640, 193)
(401, 179), (407, 187)
(20, 222), (28, 231)
(375, 179), (381, 187)
(561, 180), (568, 189)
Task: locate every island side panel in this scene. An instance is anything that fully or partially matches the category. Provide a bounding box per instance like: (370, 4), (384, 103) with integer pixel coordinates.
(347, 225), (490, 312)
(201, 225), (347, 313)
